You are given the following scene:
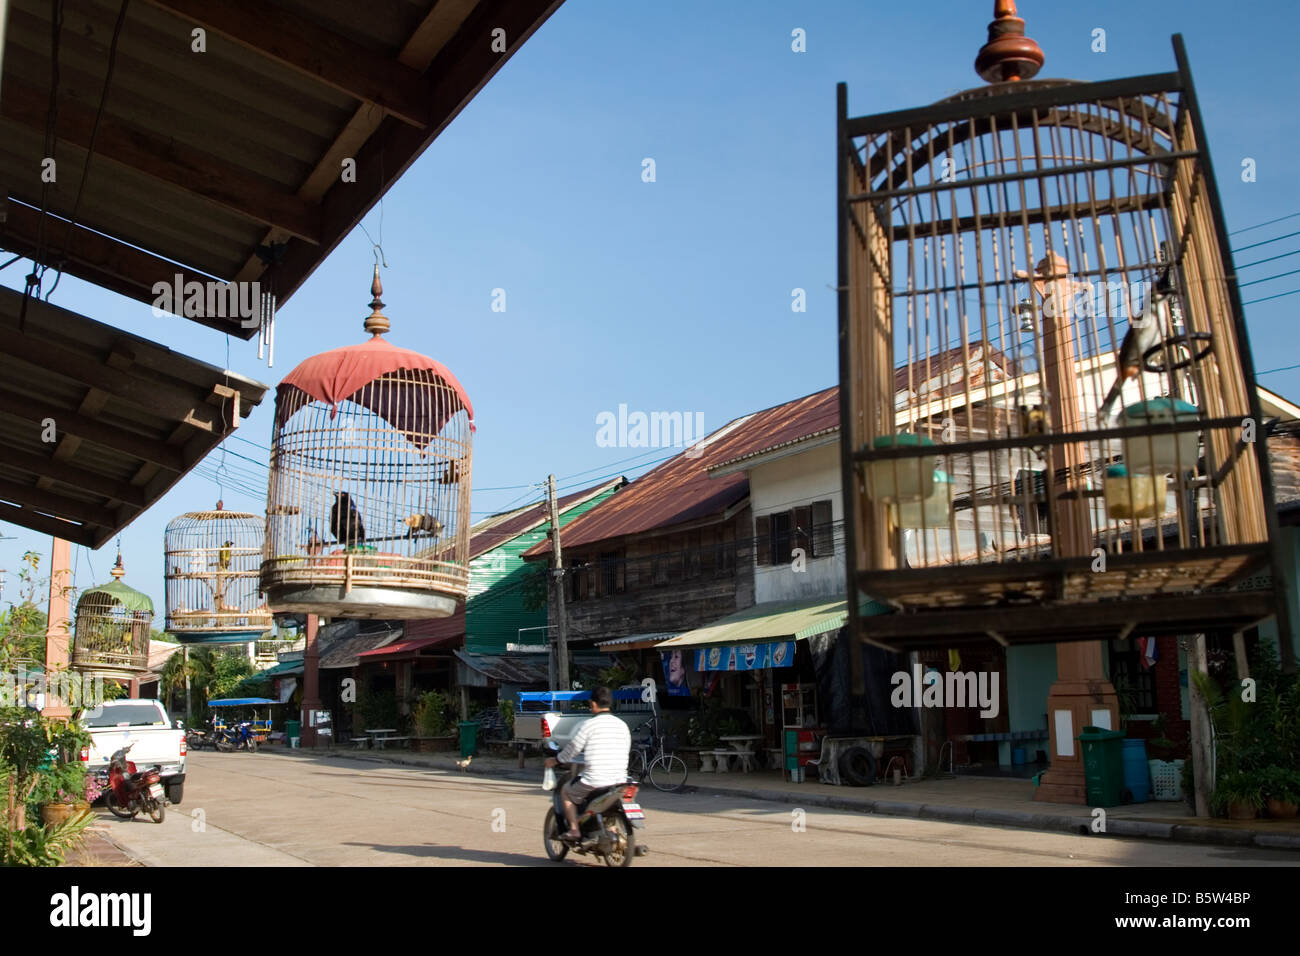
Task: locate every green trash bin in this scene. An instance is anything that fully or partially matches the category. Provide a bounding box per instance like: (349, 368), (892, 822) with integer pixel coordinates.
(1078, 726), (1126, 807)
(285, 719), (301, 748)
(459, 720), (480, 759)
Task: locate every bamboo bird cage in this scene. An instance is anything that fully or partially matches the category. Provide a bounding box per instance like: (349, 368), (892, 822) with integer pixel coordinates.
(838, 4), (1292, 650)
(164, 505), (273, 642)
(259, 268), (474, 619)
(71, 553), (152, 681)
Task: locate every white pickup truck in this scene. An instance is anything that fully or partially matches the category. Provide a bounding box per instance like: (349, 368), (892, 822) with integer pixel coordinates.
(78, 698), (188, 805)
(513, 689), (654, 748)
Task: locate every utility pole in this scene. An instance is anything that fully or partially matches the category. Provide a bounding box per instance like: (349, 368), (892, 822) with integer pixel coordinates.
(546, 475), (570, 690)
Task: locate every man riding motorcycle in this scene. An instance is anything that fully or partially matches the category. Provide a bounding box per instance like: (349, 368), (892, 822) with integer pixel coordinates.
(544, 685), (631, 842)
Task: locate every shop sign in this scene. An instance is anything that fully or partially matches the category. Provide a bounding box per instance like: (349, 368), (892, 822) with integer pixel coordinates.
(693, 640), (796, 672)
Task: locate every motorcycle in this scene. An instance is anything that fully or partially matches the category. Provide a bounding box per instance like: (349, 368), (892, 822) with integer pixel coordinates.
(103, 743), (166, 824)
(542, 742), (647, 866)
(214, 720), (258, 753)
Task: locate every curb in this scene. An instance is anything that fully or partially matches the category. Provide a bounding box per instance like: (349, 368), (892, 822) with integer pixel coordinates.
(301, 748), (1300, 852)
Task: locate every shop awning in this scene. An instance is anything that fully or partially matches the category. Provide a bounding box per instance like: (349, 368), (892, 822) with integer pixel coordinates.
(658, 598), (852, 649)
(260, 660), (304, 678)
(594, 632), (679, 651)
(357, 634), (457, 663)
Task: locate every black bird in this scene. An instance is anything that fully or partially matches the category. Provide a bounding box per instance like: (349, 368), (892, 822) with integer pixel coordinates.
(330, 492), (366, 547)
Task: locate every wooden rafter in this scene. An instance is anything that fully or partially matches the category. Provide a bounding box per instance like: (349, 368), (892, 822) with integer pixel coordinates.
(0, 76), (321, 243)
(138, 0), (435, 128)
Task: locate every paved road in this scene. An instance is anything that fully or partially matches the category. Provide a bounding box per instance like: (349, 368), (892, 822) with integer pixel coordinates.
(98, 751), (1298, 867)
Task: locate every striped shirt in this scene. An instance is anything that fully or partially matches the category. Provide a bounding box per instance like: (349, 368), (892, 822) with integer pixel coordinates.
(559, 712), (631, 787)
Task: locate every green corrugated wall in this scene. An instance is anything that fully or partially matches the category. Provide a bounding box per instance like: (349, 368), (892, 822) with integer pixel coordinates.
(463, 485), (621, 654)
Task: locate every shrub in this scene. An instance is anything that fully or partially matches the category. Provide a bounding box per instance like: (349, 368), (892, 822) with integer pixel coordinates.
(1257, 765), (1300, 805)
(413, 691), (452, 737)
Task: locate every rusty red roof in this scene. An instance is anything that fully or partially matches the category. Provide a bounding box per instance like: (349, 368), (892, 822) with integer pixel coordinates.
(523, 386), (839, 557)
(468, 477), (625, 560)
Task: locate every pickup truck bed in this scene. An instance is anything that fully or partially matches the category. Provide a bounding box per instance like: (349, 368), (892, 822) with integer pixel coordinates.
(514, 689), (653, 749)
(80, 699), (188, 804)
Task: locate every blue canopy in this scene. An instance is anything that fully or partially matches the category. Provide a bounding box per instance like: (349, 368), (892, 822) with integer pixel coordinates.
(209, 698), (279, 707)
(517, 689), (642, 704)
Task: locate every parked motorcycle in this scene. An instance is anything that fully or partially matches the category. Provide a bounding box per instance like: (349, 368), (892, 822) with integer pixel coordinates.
(214, 720), (258, 753)
(185, 727), (212, 751)
(103, 743), (166, 823)
(541, 742), (646, 866)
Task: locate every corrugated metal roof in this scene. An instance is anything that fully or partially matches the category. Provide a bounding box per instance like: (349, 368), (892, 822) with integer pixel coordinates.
(594, 632), (678, 650)
(453, 650), (550, 685)
(0, 0), (566, 333)
(524, 386), (838, 556)
(468, 478), (626, 559)
(317, 621), (401, 669)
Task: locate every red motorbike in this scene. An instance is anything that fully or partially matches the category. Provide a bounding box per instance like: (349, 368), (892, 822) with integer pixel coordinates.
(104, 743), (166, 824)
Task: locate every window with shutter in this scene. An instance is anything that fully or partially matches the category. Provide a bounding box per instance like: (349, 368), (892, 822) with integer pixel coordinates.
(755, 515), (771, 565)
(793, 505), (811, 556)
(811, 500), (834, 556)
(772, 511), (793, 565)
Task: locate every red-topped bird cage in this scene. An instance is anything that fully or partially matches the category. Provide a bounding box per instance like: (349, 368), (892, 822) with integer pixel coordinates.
(837, 4), (1294, 654)
(259, 268), (474, 619)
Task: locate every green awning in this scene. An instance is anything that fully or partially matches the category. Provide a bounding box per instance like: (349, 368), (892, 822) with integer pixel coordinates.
(659, 596), (880, 649)
(260, 660), (304, 677)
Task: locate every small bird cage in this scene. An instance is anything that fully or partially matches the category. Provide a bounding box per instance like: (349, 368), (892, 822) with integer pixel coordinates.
(260, 268), (474, 619)
(838, 4), (1291, 649)
(164, 504), (273, 643)
(71, 554), (152, 681)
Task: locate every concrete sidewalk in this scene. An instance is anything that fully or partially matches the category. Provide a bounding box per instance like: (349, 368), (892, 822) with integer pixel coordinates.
(303, 744), (1300, 852)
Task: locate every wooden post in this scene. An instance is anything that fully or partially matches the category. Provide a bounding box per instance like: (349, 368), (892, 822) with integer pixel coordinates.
(460, 684), (468, 721)
(41, 537), (73, 719)
(301, 613), (321, 747)
(546, 475), (570, 690)
(1032, 254), (1120, 805)
(184, 645), (192, 724)
(1231, 630), (1250, 681)
(1188, 633), (1214, 817)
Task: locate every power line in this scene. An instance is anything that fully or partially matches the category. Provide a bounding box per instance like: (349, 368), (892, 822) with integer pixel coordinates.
(1229, 211), (1300, 236)
(1257, 362), (1300, 376)
(1231, 230), (1300, 254)
(1239, 268), (1300, 289)
(1243, 288), (1300, 306)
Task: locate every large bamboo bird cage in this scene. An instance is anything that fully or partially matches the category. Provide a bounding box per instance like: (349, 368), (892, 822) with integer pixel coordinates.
(71, 553), (152, 681)
(838, 3), (1293, 652)
(260, 268), (474, 619)
(165, 505), (273, 643)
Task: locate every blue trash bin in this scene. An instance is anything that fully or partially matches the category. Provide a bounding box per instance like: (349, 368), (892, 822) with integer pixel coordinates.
(1122, 738), (1150, 803)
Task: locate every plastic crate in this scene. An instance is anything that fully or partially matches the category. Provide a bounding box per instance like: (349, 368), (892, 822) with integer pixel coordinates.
(1148, 759), (1184, 801)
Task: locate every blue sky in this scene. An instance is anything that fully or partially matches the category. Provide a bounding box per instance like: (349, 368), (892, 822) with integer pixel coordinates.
(2, 0), (1298, 615)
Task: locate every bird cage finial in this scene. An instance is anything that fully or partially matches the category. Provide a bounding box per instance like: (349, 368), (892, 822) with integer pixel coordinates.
(110, 550), (126, 581)
(975, 0), (1044, 85)
(363, 263), (390, 337)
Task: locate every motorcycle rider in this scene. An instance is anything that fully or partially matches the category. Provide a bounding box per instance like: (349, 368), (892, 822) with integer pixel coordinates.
(544, 685), (630, 841)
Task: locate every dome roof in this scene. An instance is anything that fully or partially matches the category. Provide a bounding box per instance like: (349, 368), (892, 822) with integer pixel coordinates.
(77, 580), (154, 615)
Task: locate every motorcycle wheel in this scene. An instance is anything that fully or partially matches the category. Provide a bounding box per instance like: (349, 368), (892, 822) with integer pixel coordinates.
(542, 808), (569, 862)
(246, 739), (258, 754)
(148, 800), (165, 824)
(106, 799), (137, 820)
(602, 814), (635, 867)
(215, 738), (234, 753)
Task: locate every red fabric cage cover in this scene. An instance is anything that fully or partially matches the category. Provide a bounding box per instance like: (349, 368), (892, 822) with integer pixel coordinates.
(275, 337), (474, 447)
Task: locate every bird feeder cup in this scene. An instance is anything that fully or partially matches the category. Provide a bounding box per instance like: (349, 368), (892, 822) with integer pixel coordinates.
(71, 559), (153, 681)
(164, 508), (273, 643)
(836, 9), (1286, 647)
(259, 271), (474, 619)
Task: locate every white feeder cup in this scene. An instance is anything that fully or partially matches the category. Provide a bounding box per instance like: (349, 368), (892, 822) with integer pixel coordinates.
(896, 469), (954, 529)
(867, 434), (936, 504)
(1121, 398), (1200, 475)
(1104, 464), (1167, 521)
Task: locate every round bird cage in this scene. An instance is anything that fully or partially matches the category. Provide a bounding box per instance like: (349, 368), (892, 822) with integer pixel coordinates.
(165, 504), (273, 643)
(260, 268), (474, 618)
(71, 554), (153, 681)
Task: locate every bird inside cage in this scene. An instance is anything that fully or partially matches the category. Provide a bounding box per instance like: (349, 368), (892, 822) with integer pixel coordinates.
(437, 459), (463, 485)
(305, 523), (324, 557)
(403, 513), (444, 540)
(330, 491), (366, 547)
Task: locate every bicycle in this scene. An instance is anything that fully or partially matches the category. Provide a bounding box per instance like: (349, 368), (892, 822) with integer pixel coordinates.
(628, 717), (689, 792)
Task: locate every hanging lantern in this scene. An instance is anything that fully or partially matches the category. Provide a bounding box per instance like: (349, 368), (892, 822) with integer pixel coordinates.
(71, 553), (152, 681)
(259, 267), (474, 619)
(164, 505), (273, 643)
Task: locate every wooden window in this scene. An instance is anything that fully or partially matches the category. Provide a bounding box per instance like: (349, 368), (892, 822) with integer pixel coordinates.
(715, 524), (735, 576)
(599, 551), (624, 595)
(685, 530), (702, 580)
(811, 500), (834, 556)
(1108, 639), (1157, 712)
(701, 529), (717, 576)
(793, 506), (811, 556)
(755, 515), (771, 565)
(771, 512), (793, 566)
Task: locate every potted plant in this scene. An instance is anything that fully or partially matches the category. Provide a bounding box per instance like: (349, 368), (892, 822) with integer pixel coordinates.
(410, 691), (455, 752)
(1257, 765), (1300, 819)
(1211, 770), (1264, 820)
(32, 762), (92, 827)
